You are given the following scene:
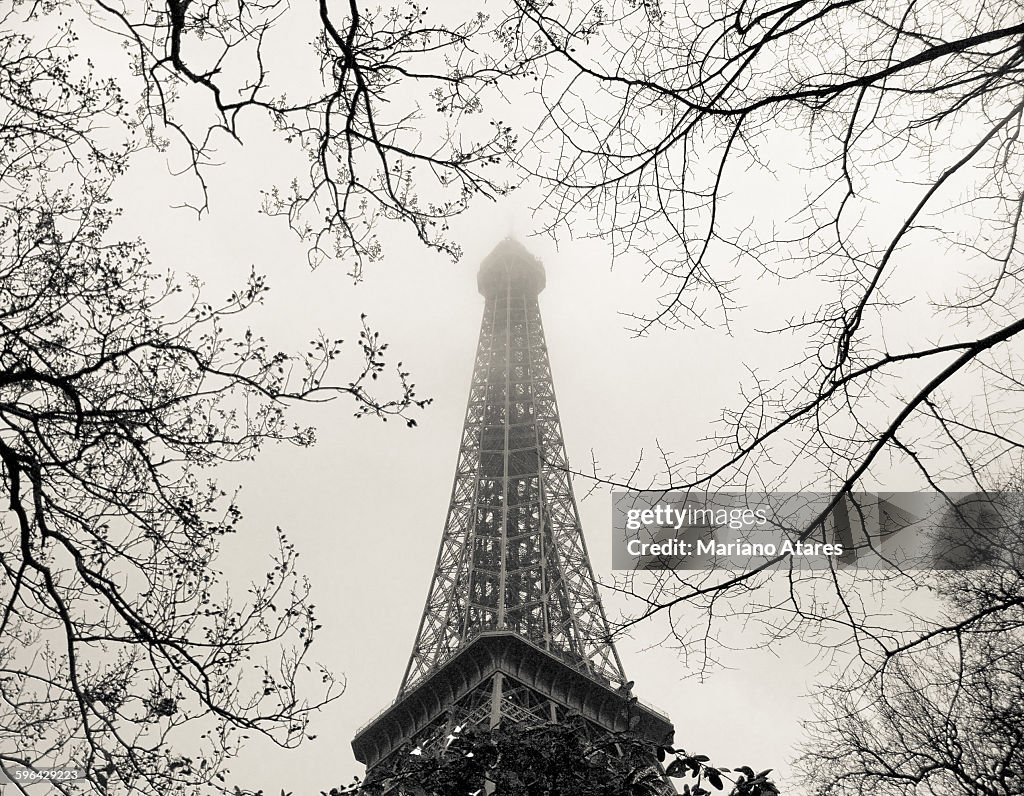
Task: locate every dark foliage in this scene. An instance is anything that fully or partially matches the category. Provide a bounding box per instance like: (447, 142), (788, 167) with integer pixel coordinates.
(320, 721), (779, 796)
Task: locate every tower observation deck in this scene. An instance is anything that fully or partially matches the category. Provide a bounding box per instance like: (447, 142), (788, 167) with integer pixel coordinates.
(351, 239), (672, 771)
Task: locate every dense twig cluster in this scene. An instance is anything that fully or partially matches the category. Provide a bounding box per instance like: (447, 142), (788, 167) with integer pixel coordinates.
(506, 0), (1024, 682)
(800, 511), (1024, 795)
(90, 0), (529, 271)
(0, 3), (431, 793)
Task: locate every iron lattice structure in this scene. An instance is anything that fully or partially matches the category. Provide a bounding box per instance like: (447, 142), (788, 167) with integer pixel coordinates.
(352, 240), (672, 771)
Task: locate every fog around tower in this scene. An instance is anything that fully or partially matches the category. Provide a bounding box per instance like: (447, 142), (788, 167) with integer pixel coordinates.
(109, 160), (816, 793)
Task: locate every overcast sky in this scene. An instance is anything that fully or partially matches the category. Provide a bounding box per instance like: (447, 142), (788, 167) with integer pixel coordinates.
(89, 5), (968, 789)
(105, 141), (844, 794)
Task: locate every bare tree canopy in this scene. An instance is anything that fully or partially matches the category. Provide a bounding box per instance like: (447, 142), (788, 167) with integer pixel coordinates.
(84, 0), (527, 271)
(497, 0), (1024, 678)
(0, 182), (429, 790)
(0, 4), (428, 792)
(799, 531), (1024, 795)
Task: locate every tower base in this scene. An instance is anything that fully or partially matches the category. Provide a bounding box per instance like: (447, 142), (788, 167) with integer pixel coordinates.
(352, 631), (673, 770)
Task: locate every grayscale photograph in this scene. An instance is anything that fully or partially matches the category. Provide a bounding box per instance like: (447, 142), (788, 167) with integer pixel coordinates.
(1, 1), (1021, 795)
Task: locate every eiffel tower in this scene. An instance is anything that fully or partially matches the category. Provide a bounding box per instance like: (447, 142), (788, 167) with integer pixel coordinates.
(352, 239), (672, 772)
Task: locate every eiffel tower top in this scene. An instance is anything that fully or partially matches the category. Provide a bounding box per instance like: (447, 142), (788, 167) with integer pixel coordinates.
(477, 237), (546, 297)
